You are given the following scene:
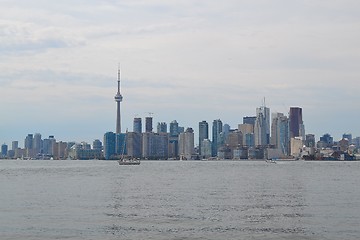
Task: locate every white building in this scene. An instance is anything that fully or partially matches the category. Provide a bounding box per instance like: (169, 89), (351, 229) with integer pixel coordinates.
(179, 128), (195, 160)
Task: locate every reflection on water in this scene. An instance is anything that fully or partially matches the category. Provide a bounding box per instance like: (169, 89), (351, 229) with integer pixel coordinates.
(0, 160), (359, 239)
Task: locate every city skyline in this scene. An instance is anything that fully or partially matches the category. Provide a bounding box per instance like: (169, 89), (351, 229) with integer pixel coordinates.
(1, 1), (360, 144)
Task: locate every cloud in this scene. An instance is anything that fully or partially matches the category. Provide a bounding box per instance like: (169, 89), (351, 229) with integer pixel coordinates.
(0, 20), (85, 55)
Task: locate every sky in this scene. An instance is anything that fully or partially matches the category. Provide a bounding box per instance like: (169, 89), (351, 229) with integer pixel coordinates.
(1, 0), (360, 147)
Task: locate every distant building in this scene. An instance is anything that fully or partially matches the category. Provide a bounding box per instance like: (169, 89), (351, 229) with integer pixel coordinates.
(53, 141), (67, 160)
(126, 132), (142, 158)
(43, 136), (56, 155)
(238, 123), (254, 146)
(198, 120), (209, 154)
(318, 133), (333, 148)
(243, 116), (256, 125)
(1, 144), (8, 158)
(200, 139), (212, 159)
(169, 120), (180, 158)
(289, 107), (303, 138)
(145, 117), (153, 133)
(254, 106), (270, 146)
(244, 133), (255, 147)
(169, 120), (179, 137)
(179, 128), (195, 160)
(103, 132), (116, 160)
(133, 117), (142, 133)
(271, 113), (290, 155)
(24, 134), (33, 150)
(142, 132), (168, 159)
(115, 133), (127, 155)
(33, 133), (42, 155)
(68, 143), (102, 160)
(353, 137), (360, 149)
(212, 119), (222, 157)
(12, 141), (18, 151)
(93, 139), (102, 151)
(157, 122), (167, 134)
(305, 134), (316, 148)
(290, 137), (303, 157)
(225, 130), (243, 158)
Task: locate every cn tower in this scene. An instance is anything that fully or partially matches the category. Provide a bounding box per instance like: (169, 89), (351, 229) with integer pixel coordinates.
(114, 66), (123, 134)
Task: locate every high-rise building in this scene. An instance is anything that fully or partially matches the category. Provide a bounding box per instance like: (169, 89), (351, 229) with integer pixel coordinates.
(157, 122), (167, 133)
(319, 133), (333, 148)
(33, 133), (42, 154)
(222, 124), (231, 142)
(24, 134), (33, 150)
(43, 136), (56, 155)
(169, 120), (179, 137)
(305, 134), (316, 148)
(145, 117), (153, 133)
(200, 139), (212, 159)
(254, 105), (270, 146)
(179, 128), (195, 160)
(238, 123), (254, 145)
(243, 116), (256, 125)
(289, 107), (303, 139)
(226, 130), (243, 158)
(93, 139), (102, 151)
(116, 133), (127, 155)
(142, 132), (169, 159)
(169, 120), (180, 158)
(12, 141), (18, 150)
(212, 119), (223, 156)
(271, 113), (290, 155)
(244, 133), (255, 147)
(114, 67), (123, 134)
(198, 120), (208, 153)
(126, 132), (142, 158)
(1, 144), (8, 157)
(103, 132), (116, 160)
(133, 117), (142, 133)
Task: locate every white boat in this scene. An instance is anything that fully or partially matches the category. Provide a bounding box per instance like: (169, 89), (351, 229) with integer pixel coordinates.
(118, 159), (140, 165)
(265, 159), (277, 164)
(118, 131), (140, 166)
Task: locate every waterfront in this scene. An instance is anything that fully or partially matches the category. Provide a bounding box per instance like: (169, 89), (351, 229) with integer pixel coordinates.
(0, 160), (359, 240)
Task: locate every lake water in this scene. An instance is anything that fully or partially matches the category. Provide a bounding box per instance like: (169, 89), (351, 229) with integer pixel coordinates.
(0, 160), (359, 240)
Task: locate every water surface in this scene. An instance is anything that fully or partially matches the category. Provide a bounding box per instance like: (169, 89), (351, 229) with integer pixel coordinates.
(0, 160), (359, 239)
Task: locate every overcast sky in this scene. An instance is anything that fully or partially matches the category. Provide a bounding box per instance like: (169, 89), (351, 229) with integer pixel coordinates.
(1, 0), (360, 146)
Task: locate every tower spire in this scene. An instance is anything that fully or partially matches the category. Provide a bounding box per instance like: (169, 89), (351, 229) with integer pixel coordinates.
(117, 64), (121, 93)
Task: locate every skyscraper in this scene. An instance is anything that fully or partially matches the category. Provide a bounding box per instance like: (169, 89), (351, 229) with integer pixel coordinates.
(243, 116), (256, 125)
(12, 141), (18, 151)
(103, 132), (116, 160)
(179, 128), (195, 160)
(145, 117), (153, 133)
(289, 107), (303, 138)
(33, 133), (42, 154)
(254, 105), (270, 146)
(114, 67), (123, 134)
(271, 112), (290, 155)
(133, 117), (142, 133)
(212, 119), (222, 157)
(24, 134), (33, 149)
(169, 120), (180, 158)
(198, 120), (208, 154)
(157, 122), (167, 133)
(1, 144), (8, 157)
(169, 120), (179, 137)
